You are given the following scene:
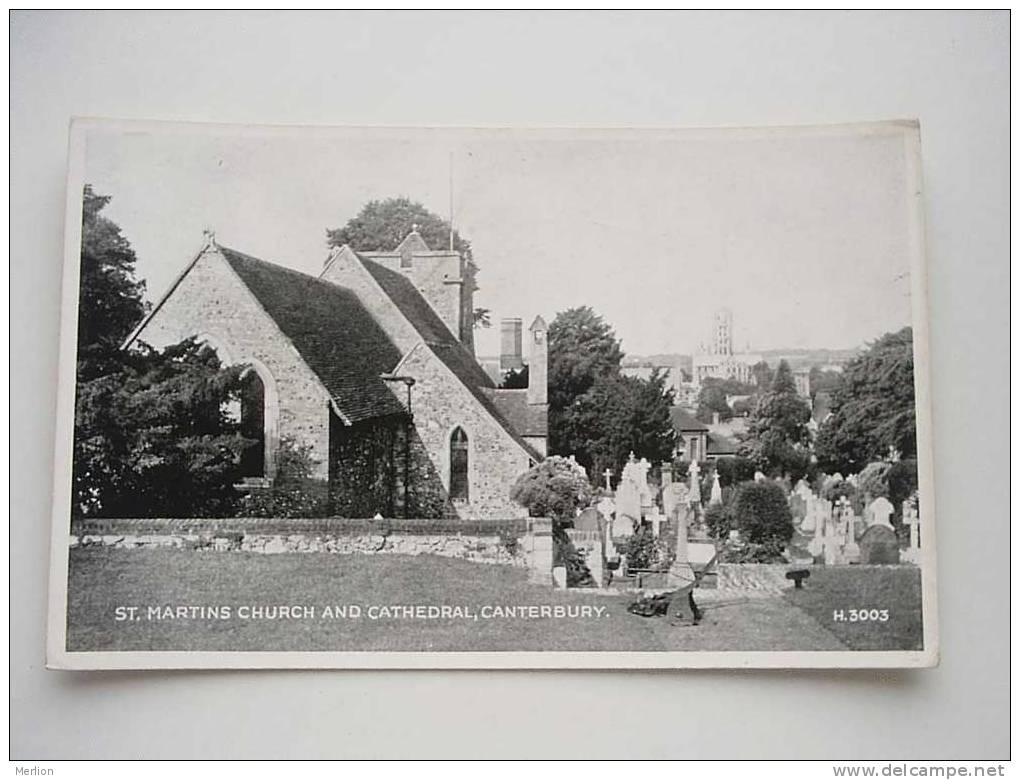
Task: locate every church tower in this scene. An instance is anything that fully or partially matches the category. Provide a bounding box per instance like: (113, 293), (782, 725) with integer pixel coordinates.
(528, 315), (548, 407)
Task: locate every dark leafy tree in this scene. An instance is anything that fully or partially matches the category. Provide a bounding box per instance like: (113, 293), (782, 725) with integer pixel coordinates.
(77, 186), (148, 380)
(714, 456), (758, 487)
(809, 366), (844, 398)
(73, 340), (251, 518)
(560, 370), (676, 481)
(547, 306), (624, 413)
(696, 383), (732, 423)
(72, 186), (254, 519)
(750, 360), (774, 389)
(814, 328), (916, 474)
(742, 360), (812, 479)
(326, 197), (487, 326)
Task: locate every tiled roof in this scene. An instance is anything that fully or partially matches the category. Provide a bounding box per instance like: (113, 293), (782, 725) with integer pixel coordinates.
(670, 407), (709, 432)
(481, 389), (548, 437)
(359, 256), (543, 461)
(220, 247), (406, 424)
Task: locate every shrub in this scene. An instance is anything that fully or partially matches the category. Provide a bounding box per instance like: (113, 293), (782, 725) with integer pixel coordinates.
(618, 525), (674, 571)
(720, 537), (787, 564)
(857, 461), (892, 499)
(714, 456), (757, 487)
(553, 530), (596, 587)
(237, 439), (329, 518)
(510, 456), (593, 527)
(886, 459), (919, 516)
(703, 502), (732, 540)
(731, 480), (794, 548)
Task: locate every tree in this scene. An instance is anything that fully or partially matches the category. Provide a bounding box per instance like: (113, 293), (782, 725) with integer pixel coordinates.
(809, 366), (844, 398)
(326, 197), (488, 327)
(696, 382), (732, 423)
(77, 186), (148, 380)
(750, 360), (774, 390)
(72, 186), (253, 519)
(742, 360), (812, 479)
(73, 340), (251, 518)
(547, 306), (624, 412)
(545, 307), (674, 478)
(814, 328), (917, 474)
(565, 371), (676, 479)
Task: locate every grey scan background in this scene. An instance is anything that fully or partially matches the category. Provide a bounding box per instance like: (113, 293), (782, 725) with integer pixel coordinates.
(10, 10), (1009, 759)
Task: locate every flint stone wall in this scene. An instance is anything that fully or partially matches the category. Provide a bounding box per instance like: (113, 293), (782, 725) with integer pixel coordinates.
(69, 517), (552, 577)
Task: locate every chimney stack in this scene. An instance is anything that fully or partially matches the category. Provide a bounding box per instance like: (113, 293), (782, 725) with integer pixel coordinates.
(527, 316), (548, 406)
(500, 318), (523, 372)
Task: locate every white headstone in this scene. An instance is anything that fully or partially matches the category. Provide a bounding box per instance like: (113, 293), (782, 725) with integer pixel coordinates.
(866, 496), (895, 530)
(710, 472), (723, 505)
(688, 461), (702, 505)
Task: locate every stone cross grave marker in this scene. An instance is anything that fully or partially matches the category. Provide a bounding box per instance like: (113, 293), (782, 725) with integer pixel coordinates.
(902, 495), (920, 564)
(688, 460), (701, 505)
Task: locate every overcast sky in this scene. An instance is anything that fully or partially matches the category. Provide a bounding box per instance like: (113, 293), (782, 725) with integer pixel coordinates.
(82, 122), (917, 358)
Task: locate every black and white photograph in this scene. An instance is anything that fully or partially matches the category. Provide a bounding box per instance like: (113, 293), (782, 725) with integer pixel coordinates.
(46, 119), (936, 669)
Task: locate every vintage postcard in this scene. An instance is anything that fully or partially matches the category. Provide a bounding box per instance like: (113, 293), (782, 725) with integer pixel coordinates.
(47, 119), (937, 669)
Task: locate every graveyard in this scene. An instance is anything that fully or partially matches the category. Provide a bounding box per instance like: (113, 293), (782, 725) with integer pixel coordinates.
(66, 442), (926, 654)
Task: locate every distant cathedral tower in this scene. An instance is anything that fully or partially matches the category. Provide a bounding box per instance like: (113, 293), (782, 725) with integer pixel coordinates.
(712, 307), (734, 356)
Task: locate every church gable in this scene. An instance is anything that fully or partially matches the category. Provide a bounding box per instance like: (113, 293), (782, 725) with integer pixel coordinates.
(321, 245), (542, 463)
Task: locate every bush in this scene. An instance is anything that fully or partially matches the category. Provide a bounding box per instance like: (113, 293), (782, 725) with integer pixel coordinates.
(714, 456), (757, 487)
(720, 537), (787, 564)
(618, 525), (674, 571)
(237, 439), (329, 518)
(731, 480), (794, 548)
(553, 530), (596, 587)
(703, 502), (732, 540)
(886, 459), (919, 515)
(857, 461), (892, 499)
(510, 456), (593, 527)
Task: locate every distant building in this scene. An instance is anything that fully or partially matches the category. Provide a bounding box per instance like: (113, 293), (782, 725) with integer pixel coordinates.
(670, 407), (741, 462)
(691, 308), (762, 388)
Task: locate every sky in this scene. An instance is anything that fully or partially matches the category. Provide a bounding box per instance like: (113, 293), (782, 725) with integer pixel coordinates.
(82, 122), (917, 358)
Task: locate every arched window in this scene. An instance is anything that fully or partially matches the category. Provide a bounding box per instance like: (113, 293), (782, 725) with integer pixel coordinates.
(239, 369), (266, 478)
(449, 427), (469, 501)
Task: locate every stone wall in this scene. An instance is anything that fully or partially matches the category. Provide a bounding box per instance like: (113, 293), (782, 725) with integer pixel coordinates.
(70, 517), (551, 579)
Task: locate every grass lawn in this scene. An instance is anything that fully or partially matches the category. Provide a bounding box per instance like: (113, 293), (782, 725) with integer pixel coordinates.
(783, 566), (924, 651)
(66, 548), (918, 653)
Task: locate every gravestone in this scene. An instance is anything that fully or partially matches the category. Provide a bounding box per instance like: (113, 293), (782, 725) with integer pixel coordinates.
(574, 507), (603, 534)
(807, 497), (826, 558)
(902, 495), (921, 565)
(662, 482), (688, 520)
(866, 495), (895, 530)
(613, 478), (640, 538)
(859, 524), (900, 565)
(647, 505), (664, 537)
(667, 505), (696, 588)
(688, 460), (702, 505)
(839, 497), (860, 564)
(709, 472), (722, 505)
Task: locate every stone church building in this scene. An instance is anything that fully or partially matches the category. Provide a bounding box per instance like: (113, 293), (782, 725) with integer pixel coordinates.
(123, 229), (548, 520)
